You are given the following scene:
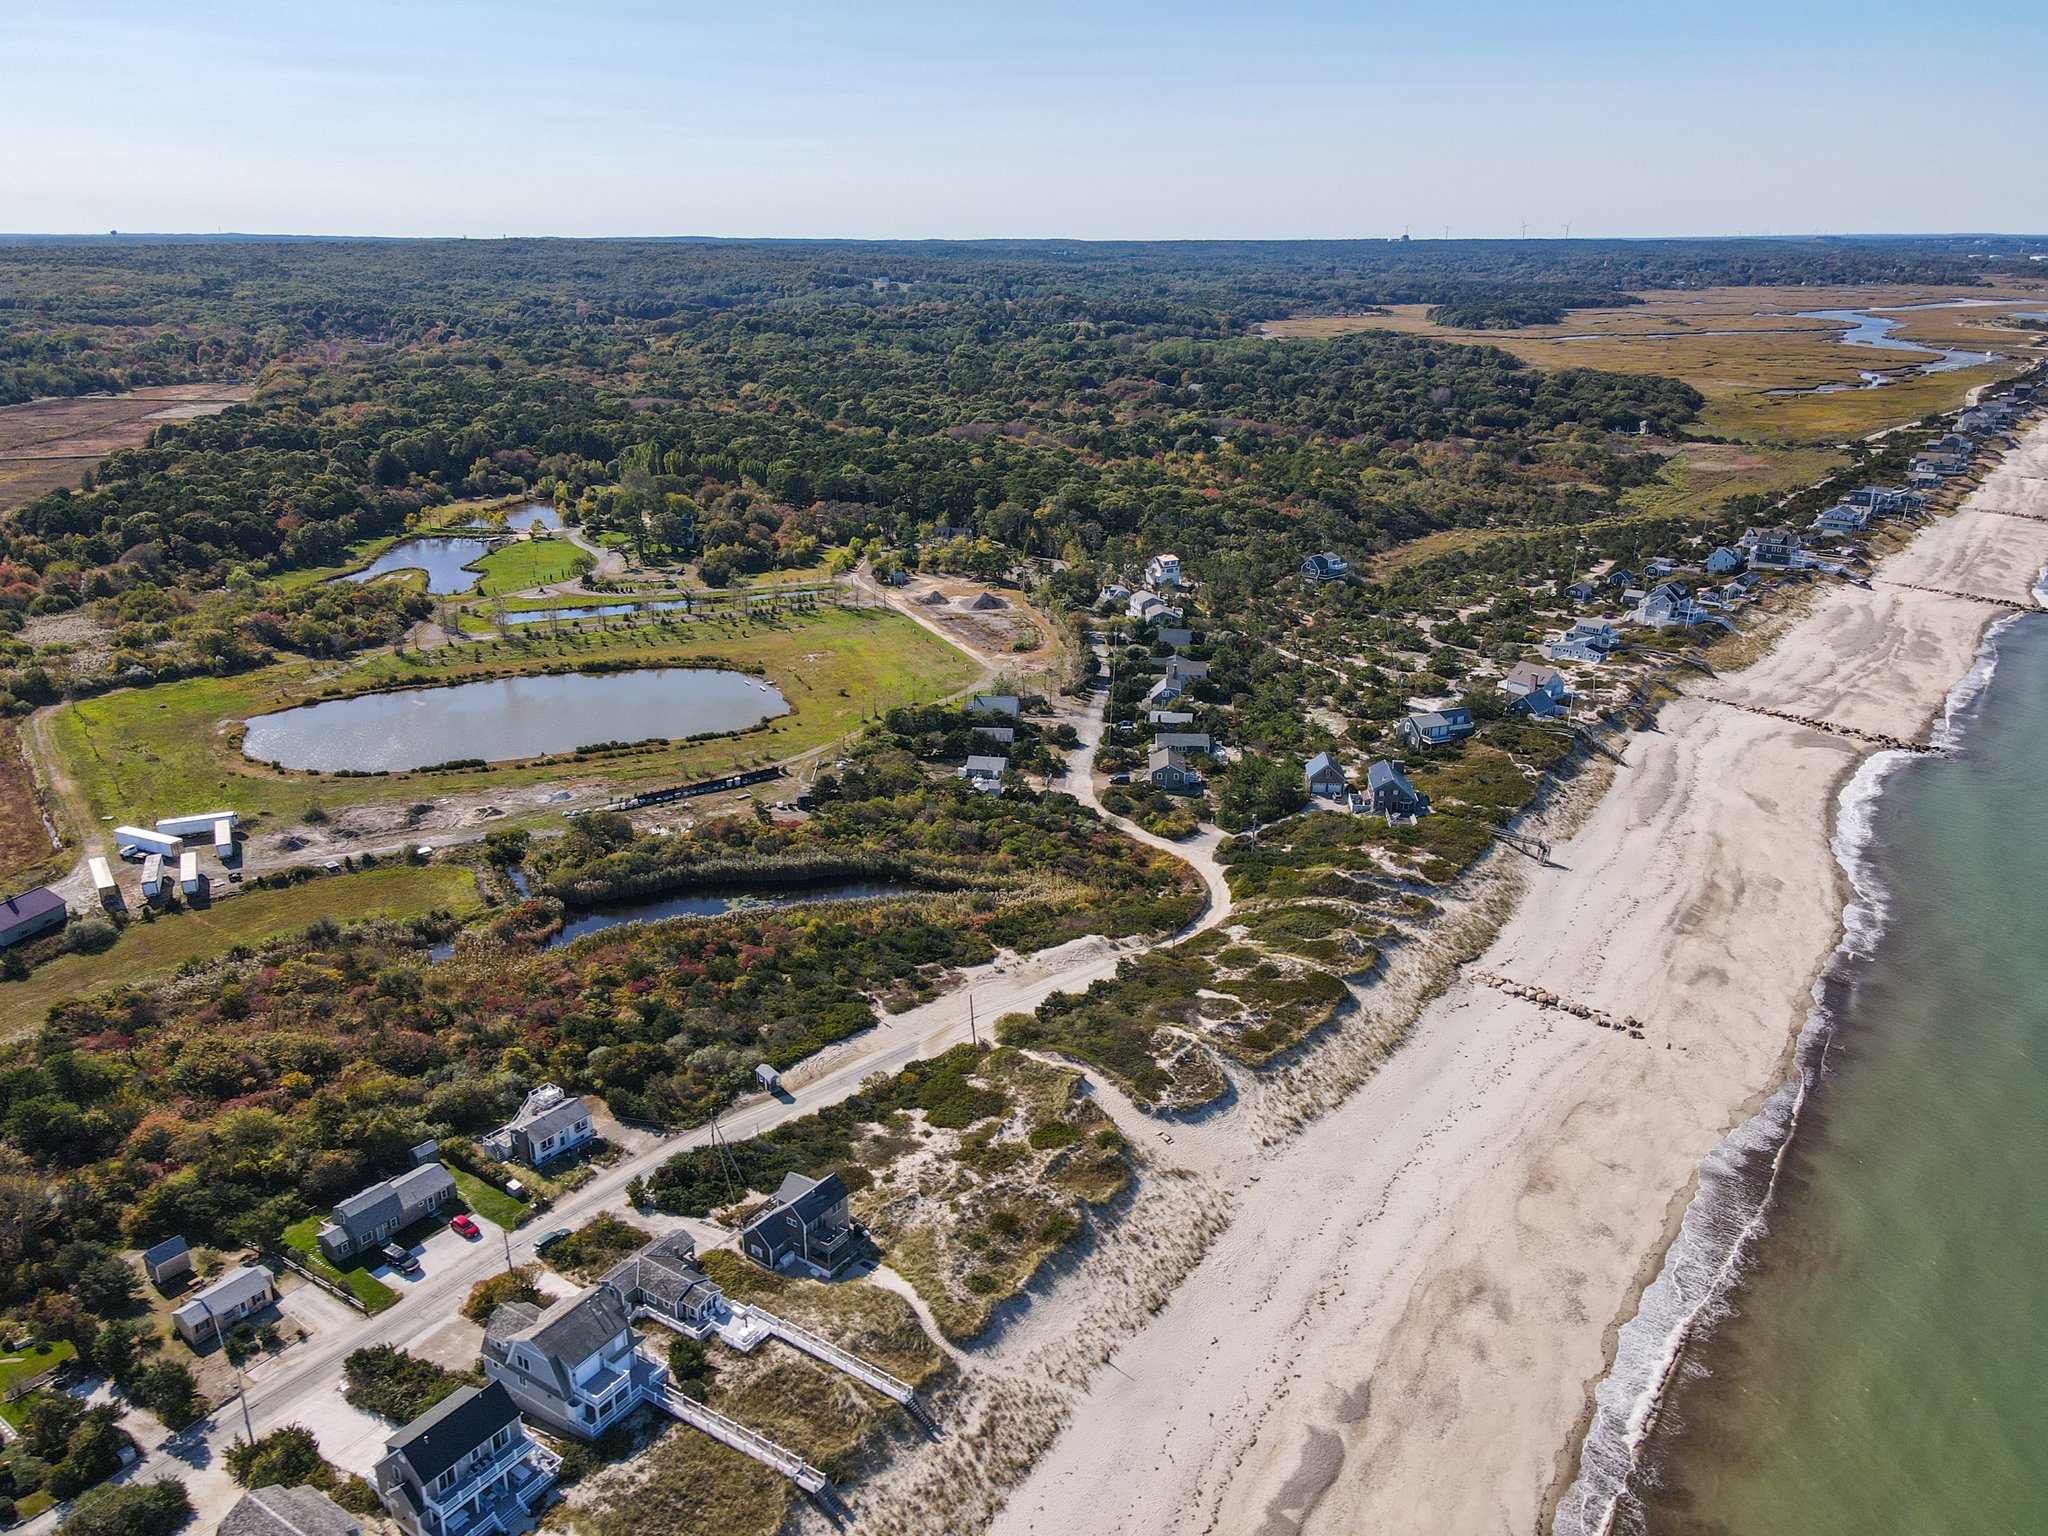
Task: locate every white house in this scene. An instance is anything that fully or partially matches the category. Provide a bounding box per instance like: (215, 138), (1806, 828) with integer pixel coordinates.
(494, 1085), (595, 1168)
(1813, 503), (1871, 534)
(1705, 546), (1744, 575)
(1145, 553), (1183, 588)
(1547, 620), (1621, 665)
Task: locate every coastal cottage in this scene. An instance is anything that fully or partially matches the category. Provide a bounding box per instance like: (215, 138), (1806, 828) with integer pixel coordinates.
(1705, 546), (1744, 575)
(1151, 731), (1211, 753)
(1398, 707), (1476, 751)
(482, 1281), (668, 1441)
(603, 1231), (726, 1335)
(1500, 662), (1572, 717)
(374, 1383), (560, 1536)
(1814, 503), (1871, 534)
(1366, 760), (1429, 818)
(1300, 552), (1349, 583)
(1632, 581), (1704, 630)
(1546, 620), (1622, 666)
(1147, 709), (1196, 726)
(1155, 626), (1194, 649)
(969, 693), (1020, 717)
(317, 1163), (457, 1264)
(1163, 656), (1209, 681)
(970, 724), (1016, 747)
(171, 1264), (276, 1348)
(959, 754), (1009, 786)
(1148, 746), (1203, 791)
(740, 1171), (865, 1276)
(1565, 580), (1598, 602)
(496, 1085), (595, 1168)
(1303, 752), (1348, 799)
(1145, 553), (1183, 588)
(1146, 673), (1188, 706)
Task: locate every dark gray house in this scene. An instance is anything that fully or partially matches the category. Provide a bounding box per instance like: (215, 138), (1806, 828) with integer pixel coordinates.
(318, 1163), (457, 1264)
(493, 1085), (595, 1168)
(0, 887), (66, 949)
(1366, 760), (1429, 817)
(739, 1171), (864, 1276)
(374, 1382), (559, 1536)
(1398, 707), (1475, 751)
(1303, 752), (1348, 799)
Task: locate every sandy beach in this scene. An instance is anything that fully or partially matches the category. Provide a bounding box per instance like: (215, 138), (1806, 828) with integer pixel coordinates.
(983, 420), (2048, 1536)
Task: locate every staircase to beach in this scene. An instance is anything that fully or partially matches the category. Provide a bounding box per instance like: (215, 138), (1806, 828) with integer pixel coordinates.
(746, 1305), (941, 1434)
(656, 1385), (849, 1518)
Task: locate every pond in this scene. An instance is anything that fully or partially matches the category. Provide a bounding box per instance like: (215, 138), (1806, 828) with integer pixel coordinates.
(241, 668), (790, 772)
(346, 536), (496, 594)
(466, 504), (563, 533)
(551, 879), (924, 946)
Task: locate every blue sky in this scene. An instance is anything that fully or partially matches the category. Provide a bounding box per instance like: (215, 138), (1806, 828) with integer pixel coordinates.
(3, 0), (2043, 239)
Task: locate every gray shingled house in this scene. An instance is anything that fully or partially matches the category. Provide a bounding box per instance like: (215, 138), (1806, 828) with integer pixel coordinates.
(482, 1281), (667, 1441)
(317, 1163), (457, 1264)
(603, 1230), (725, 1335)
(220, 1486), (360, 1536)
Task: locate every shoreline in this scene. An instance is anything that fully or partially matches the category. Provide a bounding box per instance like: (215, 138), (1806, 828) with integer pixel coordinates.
(1554, 553), (2048, 1535)
(978, 416), (2048, 1536)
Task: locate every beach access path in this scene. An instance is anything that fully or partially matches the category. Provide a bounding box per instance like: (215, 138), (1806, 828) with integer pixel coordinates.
(987, 421), (2048, 1536)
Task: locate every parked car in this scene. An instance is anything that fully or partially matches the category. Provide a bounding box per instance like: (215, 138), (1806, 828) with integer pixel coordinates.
(450, 1214), (480, 1239)
(382, 1243), (420, 1274)
(534, 1227), (573, 1254)
(1108, 772), (1131, 786)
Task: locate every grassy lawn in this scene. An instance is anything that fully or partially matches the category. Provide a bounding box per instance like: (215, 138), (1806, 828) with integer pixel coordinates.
(473, 537), (591, 596)
(450, 1167), (529, 1230)
(1620, 441), (1845, 519)
(279, 1216), (399, 1312)
(0, 863), (482, 1040)
(39, 606), (976, 833)
(0, 1339), (74, 1403)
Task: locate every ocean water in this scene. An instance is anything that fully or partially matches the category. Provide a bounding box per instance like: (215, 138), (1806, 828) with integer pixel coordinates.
(1622, 610), (2048, 1535)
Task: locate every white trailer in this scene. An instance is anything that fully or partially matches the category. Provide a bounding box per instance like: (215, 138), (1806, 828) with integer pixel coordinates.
(88, 857), (119, 905)
(141, 854), (166, 899)
(114, 826), (182, 859)
(213, 819), (237, 861)
(178, 850), (203, 896)
(156, 810), (238, 838)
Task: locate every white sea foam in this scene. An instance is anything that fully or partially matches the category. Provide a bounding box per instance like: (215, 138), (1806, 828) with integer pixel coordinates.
(1551, 597), (2033, 1536)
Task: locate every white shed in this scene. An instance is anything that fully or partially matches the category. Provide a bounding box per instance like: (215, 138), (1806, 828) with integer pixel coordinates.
(156, 810), (238, 838)
(179, 850), (203, 896)
(115, 826), (182, 859)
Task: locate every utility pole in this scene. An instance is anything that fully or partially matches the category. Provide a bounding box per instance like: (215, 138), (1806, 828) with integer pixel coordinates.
(969, 991), (979, 1049)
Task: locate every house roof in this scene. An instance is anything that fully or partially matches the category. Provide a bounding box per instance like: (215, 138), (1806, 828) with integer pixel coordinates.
(1503, 662), (1563, 691)
(769, 1171), (848, 1226)
(493, 1282), (630, 1370)
(1303, 751), (1341, 779)
(385, 1382), (522, 1484)
(1149, 746), (1189, 773)
(219, 1486), (360, 1536)
(1366, 759), (1420, 797)
(963, 755), (1009, 776)
(333, 1162), (455, 1232)
(0, 887), (64, 929)
(172, 1264), (273, 1326)
(141, 1236), (191, 1269)
(517, 1097), (591, 1143)
(605, 1231), (719, 1311)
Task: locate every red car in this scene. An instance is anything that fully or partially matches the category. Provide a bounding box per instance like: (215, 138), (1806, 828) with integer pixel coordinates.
(450, 1214), (480, 1239)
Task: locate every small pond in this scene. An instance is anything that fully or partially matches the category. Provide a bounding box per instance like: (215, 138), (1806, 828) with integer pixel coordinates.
(552, 880), (923, 946)
(346, 536), (496, 594)
(241, 668), (790, 772)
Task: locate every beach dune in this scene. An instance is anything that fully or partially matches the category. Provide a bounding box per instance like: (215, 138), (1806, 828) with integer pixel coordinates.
(987, 422), (2048, 1536)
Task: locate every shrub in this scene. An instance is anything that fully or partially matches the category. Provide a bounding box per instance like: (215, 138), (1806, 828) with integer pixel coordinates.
(461, 1267), (544, 1325)
(226, 1425), (332, 1490)
(56, 1479), (191, 1536)
(340, 1346), (475, 1424)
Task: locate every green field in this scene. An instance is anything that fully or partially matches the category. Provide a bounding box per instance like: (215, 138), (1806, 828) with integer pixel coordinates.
(39, 605), (976, 832)
(0, 863), (482, 1039)
(279, 1215), (400, 1311)
(450, 1166), (529, 1230)
(473, 537), (591, 596)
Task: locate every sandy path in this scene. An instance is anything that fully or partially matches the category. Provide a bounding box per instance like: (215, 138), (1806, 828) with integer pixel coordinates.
(989, 422), (2048, 1536)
